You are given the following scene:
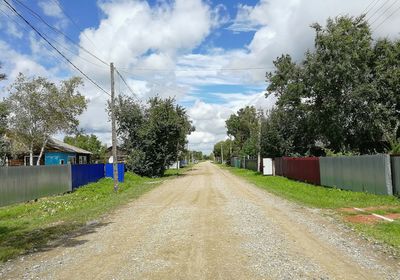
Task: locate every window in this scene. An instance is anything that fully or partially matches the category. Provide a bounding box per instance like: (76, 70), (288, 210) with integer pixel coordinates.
(79, 155), (87, 164)
(60, 159), (65, 165)
(68, 156), (76, 165)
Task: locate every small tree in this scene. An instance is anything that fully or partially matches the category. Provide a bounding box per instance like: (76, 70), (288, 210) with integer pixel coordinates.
(6, 73), (87, 165)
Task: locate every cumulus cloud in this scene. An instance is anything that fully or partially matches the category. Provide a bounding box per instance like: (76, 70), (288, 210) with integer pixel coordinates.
(2, 0), (400, 153)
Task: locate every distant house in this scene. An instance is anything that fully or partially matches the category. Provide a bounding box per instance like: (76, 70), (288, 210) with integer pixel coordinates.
(8, 138), (92, 166)
(106, 146), (128, 163)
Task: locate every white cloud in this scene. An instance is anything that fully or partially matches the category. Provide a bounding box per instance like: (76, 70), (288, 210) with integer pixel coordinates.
(38, 0), (63, 18)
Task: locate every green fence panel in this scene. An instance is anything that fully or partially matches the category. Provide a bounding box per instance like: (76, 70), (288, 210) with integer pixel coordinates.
(319, 154), (392, 195)
(391, 156), (400, 196)
(244, 159), (258, 171)
(0, 165), (72, 207)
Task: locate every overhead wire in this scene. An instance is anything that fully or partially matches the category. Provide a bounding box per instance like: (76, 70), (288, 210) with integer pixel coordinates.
(373, 3), (400, 31)
(115, 68), (138, 98)
(48, 0), (99, 52)
(363, 0), (381, 15)
(369, 0), (399, 26)
(366, 0), (392, 21)
(2, 0), (111, 96)
(117, 66), (270, 73)
(12, 0), (109, 66)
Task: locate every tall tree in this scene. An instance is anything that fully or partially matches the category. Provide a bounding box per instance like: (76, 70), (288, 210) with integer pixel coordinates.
(6, 73), (87, 165)
(64, 133), (106, 162)
(115, 95), (193, 177)
(265, 15), (400, 155)
(225, 106), (259, 157)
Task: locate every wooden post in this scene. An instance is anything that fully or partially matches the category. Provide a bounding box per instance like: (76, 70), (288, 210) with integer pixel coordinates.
(110, 62), (118, 192)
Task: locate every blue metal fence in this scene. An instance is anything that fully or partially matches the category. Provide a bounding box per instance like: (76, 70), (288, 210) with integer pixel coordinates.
(71, 164), (105, 189)
(105, 163), (125, 182)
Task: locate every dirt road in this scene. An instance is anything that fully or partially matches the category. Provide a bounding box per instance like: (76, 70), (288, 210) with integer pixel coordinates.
(1, 162), (399, 279)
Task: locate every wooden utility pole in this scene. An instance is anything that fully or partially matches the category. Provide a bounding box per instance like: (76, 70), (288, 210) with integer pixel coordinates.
(220, 143), (224, 164)
(110, 62), (118, 192)
(257, 109), (262, 173)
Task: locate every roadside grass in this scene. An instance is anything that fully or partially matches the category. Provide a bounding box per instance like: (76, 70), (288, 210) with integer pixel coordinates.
(0, 170), (186, 262)
(222, 165), (400, 250)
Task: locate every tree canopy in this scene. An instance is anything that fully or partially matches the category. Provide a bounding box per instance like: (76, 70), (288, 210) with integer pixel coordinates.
(115, 95), (193, 177)
(263, 15), (400, 156)
(6, 73), (87, 165)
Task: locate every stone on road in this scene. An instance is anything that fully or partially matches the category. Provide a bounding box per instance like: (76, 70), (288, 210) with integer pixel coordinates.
(1, 162), (399, 279)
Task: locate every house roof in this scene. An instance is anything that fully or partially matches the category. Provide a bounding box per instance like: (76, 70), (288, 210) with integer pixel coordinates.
(47, 138), (92, 155)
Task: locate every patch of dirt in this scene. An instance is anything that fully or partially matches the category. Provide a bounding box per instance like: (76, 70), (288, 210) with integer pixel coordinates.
(345, 214), (382, 224)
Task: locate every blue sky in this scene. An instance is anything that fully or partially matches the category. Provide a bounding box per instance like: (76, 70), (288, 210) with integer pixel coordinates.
(0, 0), (399, 153)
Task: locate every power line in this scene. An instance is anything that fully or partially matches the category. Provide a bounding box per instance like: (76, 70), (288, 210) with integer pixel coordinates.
(49, 0), (99, 52)
(373, 3), (400, 31)
(363, 0), (381, 15)
(117, 66), (271, 73)
(2, 0), (111, 96)
(115, 68), (137, 97)
(12, 0), (108, 66)
(366, 0), (392, 21)
(370, 0), (399, 26)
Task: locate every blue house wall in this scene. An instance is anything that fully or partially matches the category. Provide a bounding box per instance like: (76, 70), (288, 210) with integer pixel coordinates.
(45, 152), (75, 165)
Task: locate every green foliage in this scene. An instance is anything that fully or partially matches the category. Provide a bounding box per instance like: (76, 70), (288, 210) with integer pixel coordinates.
(213, 139), (234, 161)
(225, 106), (260, 157)
(264, 15), (400, 156)
(0, 101), (10, 165)
(5, 73), (87, 164)
(115, 95), (193, 177)
(64, 133), (107, 162)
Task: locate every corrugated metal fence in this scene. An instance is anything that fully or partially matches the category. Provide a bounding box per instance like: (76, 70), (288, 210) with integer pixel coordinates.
(244, 159), (258, 171)
(391, 156), (400, 195)
(105, 163), (125, 182)
(320, 155), (392, 195)
(282, 157), (320, 185)
(0, 163), (125, 207)
(71, 164), (105, 189)
(0, 165), (71, 207)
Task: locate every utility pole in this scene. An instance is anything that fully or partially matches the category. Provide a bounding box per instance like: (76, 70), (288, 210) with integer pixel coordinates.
(257, 109), (262, 173)
(220, 142), (224, 164)
(110, 62), (118, 192)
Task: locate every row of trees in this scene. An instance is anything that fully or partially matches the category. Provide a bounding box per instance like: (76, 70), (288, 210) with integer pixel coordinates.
(216, 15), (400, 159)
(114, 95), (193, 177)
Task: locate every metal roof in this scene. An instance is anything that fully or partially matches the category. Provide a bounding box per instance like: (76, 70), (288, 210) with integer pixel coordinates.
(47, 138), (92, 155)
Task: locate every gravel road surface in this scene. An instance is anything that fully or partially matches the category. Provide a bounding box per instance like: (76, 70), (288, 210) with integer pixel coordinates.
(1, 161), (399, 279)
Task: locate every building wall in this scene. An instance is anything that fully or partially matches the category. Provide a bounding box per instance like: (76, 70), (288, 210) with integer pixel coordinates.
(45, 152), (76, 165)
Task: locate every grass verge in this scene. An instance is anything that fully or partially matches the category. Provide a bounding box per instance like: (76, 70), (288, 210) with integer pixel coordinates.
(0, 170), (182, 262)
(223, 165), (400, 251)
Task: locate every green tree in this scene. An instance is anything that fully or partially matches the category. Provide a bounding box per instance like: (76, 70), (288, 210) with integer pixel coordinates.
(115, 95), (193, 177)
(0, 66), (9, 165)
(265, 15), (400, 155)
(6, 73), (87, 165)
(64, 133), (107, 162)
(225, 106), (259, 157)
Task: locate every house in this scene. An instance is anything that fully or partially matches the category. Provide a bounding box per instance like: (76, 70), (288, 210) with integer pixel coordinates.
(44, 138), (92, 165)
(8, 138), (92, 166)
(106, 146), (128, 163)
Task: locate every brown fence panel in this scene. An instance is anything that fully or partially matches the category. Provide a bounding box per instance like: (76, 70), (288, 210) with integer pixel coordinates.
(274, 157), (283, 176)
(282, 157), (320, 185)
